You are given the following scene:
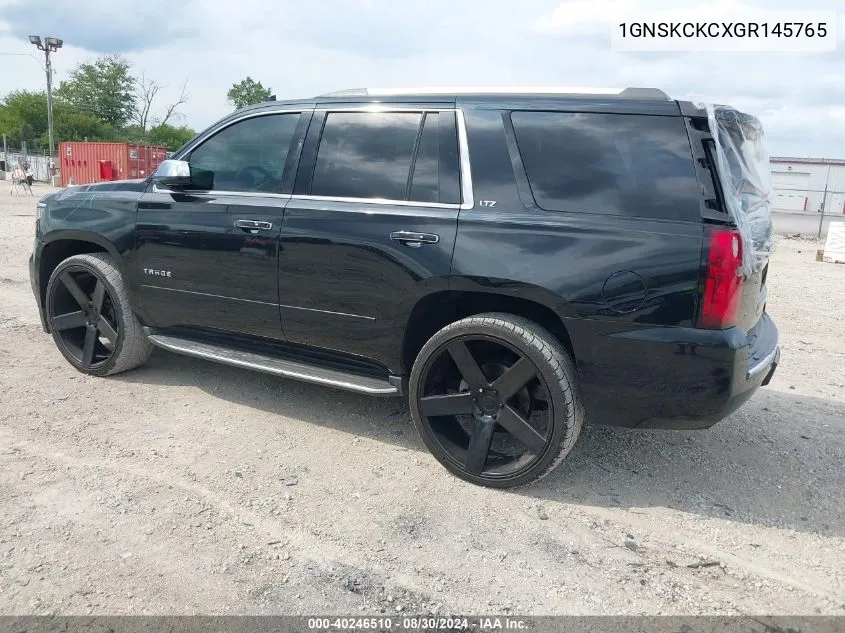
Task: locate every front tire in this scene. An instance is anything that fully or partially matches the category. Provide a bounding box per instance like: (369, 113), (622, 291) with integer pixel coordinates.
(45, 252), (152, 376)
(409, 313), (584, 488)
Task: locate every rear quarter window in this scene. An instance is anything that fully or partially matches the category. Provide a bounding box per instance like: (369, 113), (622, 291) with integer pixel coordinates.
(510, 111), (700, 221)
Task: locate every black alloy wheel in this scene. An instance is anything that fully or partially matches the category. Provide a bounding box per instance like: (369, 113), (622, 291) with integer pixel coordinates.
(410, 314), (583, 488)
(48, 266), (120, 371)
(45, 253), (152, 376)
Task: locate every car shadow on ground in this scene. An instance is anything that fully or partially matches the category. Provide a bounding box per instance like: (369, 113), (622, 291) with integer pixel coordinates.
(115, 349), (845, 539)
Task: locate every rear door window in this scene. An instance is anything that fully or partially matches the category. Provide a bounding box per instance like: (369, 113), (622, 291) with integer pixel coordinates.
(310, 110), (461, 204)
(510, 112), (700, 221)
(311, 112), (420, 200)
(409, 112), (439, 203)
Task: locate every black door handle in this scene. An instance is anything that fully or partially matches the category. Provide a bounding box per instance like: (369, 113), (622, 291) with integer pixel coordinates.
(390, 231), (440, 247)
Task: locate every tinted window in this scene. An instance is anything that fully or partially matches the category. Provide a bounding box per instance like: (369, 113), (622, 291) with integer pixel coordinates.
(466, 109), (521, 208)
(311, 112), (421, 200)
(189, 113), (300, 193)
(409, 113), (439, 203)
(511, 112), (700, 221)
(438, 112), (461, 204)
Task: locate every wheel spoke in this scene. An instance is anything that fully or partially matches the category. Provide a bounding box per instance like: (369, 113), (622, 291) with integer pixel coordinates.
(492, 357), (537, 400)
(446, 341), (488, 391)
(91, 280), (106, 312)
(419, 392), (475, 417)
(497, 405), (547, 454)
(466, 419), (496, 474)
(51, 310), (87, 331)
(60, 272), (90, 308)
(81, 325), (97, 368)
(97, 315), (118, 345)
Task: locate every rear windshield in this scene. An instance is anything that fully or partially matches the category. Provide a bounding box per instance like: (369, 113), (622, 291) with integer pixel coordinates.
(511, 112), (701, 221)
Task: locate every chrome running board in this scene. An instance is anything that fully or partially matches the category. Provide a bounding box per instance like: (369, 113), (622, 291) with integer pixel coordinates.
(146, 333), (400, 396)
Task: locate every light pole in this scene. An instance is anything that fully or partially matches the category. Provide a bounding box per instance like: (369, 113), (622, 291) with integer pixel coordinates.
(28, 35), (63, 161)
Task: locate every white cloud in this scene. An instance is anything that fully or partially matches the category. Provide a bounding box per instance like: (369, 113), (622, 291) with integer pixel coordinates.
(0, 0), (843, 158)
(535, 0), (639, 31)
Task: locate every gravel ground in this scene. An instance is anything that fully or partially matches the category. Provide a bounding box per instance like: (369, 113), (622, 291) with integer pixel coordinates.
(1, 184), (844, 615)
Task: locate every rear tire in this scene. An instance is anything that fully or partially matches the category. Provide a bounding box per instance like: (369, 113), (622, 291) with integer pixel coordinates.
(409, 313), (584, 488)
(45, 253), (152, 376)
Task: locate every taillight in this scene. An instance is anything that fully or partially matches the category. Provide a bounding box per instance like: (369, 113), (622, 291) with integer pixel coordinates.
(700, 228), (743, 329)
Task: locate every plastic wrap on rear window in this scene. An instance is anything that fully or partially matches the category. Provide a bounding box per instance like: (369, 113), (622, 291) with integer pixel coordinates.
(705, 104), (774, 277)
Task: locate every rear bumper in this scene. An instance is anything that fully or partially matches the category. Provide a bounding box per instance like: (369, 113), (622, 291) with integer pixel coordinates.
(571, 313), (780, 430)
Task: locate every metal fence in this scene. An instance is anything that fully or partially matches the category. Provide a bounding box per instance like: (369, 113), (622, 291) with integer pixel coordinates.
(771, 187), (845, 238)
(1, 146), (55, 182)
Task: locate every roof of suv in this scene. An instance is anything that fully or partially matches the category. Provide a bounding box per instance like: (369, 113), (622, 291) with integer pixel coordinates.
(224, 86), (687, 121)
(317, 87), (672, 100)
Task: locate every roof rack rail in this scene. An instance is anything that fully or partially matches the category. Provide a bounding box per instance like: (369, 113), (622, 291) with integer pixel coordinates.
(317, 86), (671, 100)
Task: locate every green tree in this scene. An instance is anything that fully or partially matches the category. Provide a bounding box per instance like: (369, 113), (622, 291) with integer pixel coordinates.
(1, 90), (121, 148)
(56, 55), (136, 127)
(226, 77), (272, 109)
(114, 125), (148, 144)
(0, 90), (50, 147)
(51, 107), (116, 144)
(147, 123), (196, 151)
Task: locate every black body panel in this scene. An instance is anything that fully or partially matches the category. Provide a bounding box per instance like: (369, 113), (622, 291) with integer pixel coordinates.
(277, 198), (457, 373)
(132, 189), (287, 339)
(29, 92), (778, 430)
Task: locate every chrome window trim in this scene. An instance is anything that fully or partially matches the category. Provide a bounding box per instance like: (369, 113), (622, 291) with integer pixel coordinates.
(160, 106), (475, 208)
(455, 109), (474, 210)
(156, 108), (304, 198)
(305, 107), (474, 209)
(151, 183), (292, 200)
(174, 108), (305, 160)
(291, 194), (460, 210)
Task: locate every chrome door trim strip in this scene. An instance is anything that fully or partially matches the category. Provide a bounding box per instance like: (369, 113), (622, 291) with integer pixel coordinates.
(279, 303), (376, 321)
(142, 286), (375, 321)
(140, 285), (278, 306)
(151, 183), (292, 199)
(290, 194), (459, 209)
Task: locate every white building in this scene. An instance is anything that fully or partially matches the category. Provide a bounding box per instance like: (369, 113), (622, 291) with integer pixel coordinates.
(770, 157), (845, 217)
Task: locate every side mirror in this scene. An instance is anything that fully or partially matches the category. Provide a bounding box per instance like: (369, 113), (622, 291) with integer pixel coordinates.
(153, 159), (191, 188)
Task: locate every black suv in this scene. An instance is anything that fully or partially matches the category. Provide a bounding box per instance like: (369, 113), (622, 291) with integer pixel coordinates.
(29, 87), (780, 487)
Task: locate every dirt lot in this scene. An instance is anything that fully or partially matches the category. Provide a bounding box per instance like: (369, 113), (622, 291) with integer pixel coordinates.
(1, 184), (844, 615)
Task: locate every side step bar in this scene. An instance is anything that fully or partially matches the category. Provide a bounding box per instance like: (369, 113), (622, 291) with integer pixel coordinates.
(146, 333), (400, 396)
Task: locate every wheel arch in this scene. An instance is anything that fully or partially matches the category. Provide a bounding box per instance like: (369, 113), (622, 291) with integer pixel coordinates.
(402, 289), (576, 373)
(39, 232), (127, 331)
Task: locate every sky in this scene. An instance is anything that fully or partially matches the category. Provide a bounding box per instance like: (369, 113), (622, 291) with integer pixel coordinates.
(0, 0), (843, 158)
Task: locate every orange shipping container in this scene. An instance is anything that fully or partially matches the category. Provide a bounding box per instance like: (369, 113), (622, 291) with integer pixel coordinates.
(59, 141), (168, 187)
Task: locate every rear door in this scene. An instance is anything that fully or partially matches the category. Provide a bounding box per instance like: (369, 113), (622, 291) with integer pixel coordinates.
(132, 110), (309, 339)
(278, 106), (464, 371)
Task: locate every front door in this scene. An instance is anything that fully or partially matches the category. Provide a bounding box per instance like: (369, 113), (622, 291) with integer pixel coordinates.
(132, 110), (308, 340)
(278, 107), (465, 373)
